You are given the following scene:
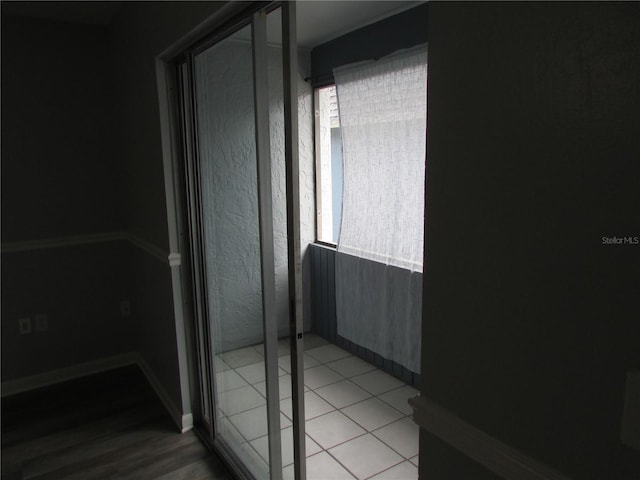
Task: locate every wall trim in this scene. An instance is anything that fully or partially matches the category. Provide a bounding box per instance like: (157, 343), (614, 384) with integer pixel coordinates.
(0, 352), (139, 397)
(168, 252), (182, 267)
(124, 232), (170, 265)
(1, 352), (192, 433)
(409, 395), (572, 480)
(0, 232), (126, 253)
(181, 413), (194, 433)
(136, 355), (193, 433)
(1, 231), (173, 265)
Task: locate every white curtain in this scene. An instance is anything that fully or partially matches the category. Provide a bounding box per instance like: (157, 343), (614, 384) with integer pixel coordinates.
(334, 45), (427, 373)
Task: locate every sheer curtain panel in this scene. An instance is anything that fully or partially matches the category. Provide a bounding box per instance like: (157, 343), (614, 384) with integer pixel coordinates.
(334, 45), (427, 373)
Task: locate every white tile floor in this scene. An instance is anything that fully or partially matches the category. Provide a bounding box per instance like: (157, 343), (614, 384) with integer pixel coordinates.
(214, 333), (419, 479)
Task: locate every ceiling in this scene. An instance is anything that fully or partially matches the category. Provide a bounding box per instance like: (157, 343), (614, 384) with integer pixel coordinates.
(1, 1), (424, 48)
(297, 1), (424, 48)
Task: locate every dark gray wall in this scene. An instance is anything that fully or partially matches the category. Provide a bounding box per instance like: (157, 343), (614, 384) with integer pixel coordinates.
(1, 15), (123, 240)
(0, 3), (224, 408)
(1, 15), (132, 381)
(129, 244), (181, 406)
(110, 1), (224, 249)
(1, 243), (133, 380)
(422, 2), (640, 479)
(109, 0), (224, 413)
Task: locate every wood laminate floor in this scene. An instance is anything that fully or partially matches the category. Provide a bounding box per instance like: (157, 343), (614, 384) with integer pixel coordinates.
(1, 366), (233, 480)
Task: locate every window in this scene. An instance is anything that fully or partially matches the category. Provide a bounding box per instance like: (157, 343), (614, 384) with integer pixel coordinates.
(314, 85), (343, 244)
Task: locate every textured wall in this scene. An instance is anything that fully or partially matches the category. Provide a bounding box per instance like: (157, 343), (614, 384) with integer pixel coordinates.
(195, 38), (314, 352)
(298, 71), (316, 336)
(422, 3), (640, 479)
(195, 37), (263, 351)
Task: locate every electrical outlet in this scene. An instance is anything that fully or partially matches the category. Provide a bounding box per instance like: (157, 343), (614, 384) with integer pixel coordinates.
(120, 300), (131, 317)
(34, 313), (48, 332)
(18, 317), (32, 335)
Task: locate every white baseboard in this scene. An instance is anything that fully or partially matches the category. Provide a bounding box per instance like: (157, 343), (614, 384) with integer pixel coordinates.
(1, 352), (192, 433)
(409, 395), (572, 480)
(181, 413), (194, 433)
(1, 353), (139, 397)
(135, 355), (192, 432)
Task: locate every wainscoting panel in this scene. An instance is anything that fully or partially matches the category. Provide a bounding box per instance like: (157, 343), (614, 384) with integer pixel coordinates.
(309, 243), (420, 388)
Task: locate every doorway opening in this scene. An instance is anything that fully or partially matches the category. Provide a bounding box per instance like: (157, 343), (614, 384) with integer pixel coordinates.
(168, 2), (427, 479)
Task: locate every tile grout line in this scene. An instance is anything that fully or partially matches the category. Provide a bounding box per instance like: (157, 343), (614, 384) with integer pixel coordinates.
(320, 429), (409, 480)
(314, 374), (411, 414)
(369, 415), (418, 459)
(309, 349), (418, 475)
(362, 457), (411, 480)
(218, 338), (418, 478)
(324, 443), (366, 479)
(310, 354), (414, 417)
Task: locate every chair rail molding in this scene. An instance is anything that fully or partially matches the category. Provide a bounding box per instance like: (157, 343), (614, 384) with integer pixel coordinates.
(1, 231), (174, 265)
(123, 232), (170, 265)
(0, 232), (125, 253)
(409, 395), (572, 480)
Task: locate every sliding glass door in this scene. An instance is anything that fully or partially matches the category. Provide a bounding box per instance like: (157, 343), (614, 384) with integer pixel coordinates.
(176, 4), (305, 480)
(194, 20), (278, 479)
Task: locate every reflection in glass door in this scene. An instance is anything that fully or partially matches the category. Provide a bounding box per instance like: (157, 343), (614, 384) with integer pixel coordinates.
(191, 19), (282, 479)
(176, 4), (304, 479)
